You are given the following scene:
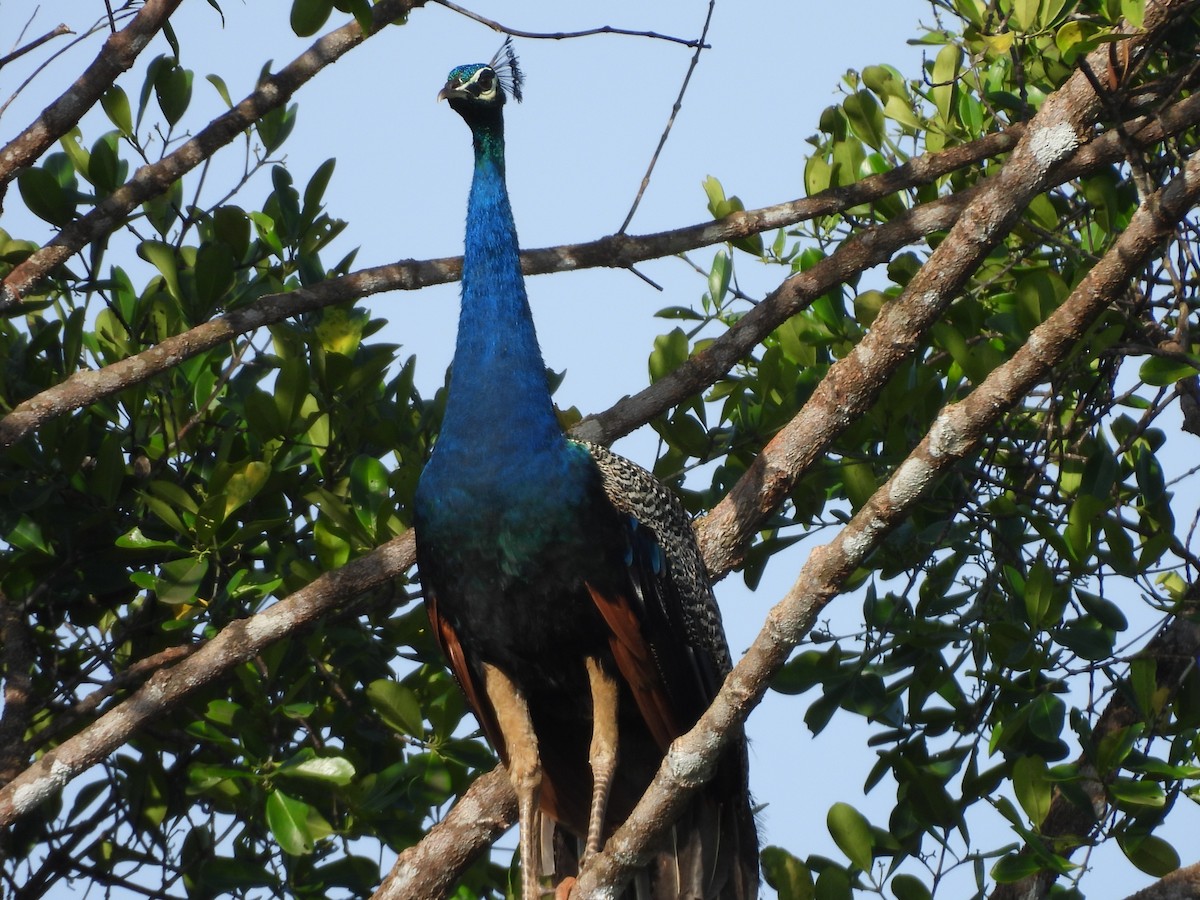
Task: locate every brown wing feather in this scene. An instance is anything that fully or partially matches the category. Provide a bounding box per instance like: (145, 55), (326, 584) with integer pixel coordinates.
(585, 583), (681, 752)
(425, 590), (571, 824)
(426, 589), (502, 754)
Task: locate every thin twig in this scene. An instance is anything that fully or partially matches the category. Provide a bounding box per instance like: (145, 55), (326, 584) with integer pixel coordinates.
(617, 0), (715, 233)
(433, 0), (710, 49)
(0, 24), (72, 72)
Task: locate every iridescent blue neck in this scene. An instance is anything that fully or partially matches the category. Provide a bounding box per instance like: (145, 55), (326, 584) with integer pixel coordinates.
(436, 114), (566, 468)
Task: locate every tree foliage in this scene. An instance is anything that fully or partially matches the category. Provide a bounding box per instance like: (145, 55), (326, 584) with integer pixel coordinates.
(2, 1), (1200, 899)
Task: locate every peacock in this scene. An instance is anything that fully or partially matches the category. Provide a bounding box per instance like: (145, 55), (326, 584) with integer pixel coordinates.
(412, 40), (759, 900)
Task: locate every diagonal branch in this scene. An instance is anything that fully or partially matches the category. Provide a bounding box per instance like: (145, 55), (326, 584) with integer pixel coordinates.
(0, 0), (420, 308)
(0, 531), (415, 827)
(0, 0), (180, 202)
(577, 89), (1200, 456)
(373, 765), (518, 900)
(693, 0), (1197, 579)
(567, 1), (1200, 892)
(9, 92), (1200, 452)
(572, 120), (1200, 900)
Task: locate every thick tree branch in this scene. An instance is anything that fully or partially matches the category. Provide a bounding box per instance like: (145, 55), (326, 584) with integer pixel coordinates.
(567, 2), (1200, 891)
(0, 0), (179, 203)
(572, 132), (1200, 900)
(9, 92), (1200, 453)
(1127, 861), (1200, 899)
(693, 0), (1196, 578)
(0, 531), (414, 827)
(0, 0), (419, 309)
(373, 765), (518, 900)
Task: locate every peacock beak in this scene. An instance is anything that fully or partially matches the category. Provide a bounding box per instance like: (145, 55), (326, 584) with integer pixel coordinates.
(437, 83), (462, 102)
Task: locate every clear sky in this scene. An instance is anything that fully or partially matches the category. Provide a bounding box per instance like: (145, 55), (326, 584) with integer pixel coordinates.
(4, 1), (1195, 897)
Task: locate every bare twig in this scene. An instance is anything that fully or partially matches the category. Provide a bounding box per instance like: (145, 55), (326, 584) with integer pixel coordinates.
(574, 121), (1200, 900)
(617, 0), (715, 233)
(433, 0), (709, 49)
(0, 24), (72, 72)
(0, 0), (182, 203)
(0, 0), (420, 305)
(373, 766), (518, 900)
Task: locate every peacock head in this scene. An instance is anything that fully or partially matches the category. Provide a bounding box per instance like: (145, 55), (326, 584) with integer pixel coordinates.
(438, 37), (524, 114)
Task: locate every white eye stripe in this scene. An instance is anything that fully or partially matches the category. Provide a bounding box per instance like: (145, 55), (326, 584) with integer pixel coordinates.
(465, 68), (499, 101)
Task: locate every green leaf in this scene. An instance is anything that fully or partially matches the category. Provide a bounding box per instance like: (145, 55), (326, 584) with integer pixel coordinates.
(291, 0), (334, 36)
(1108, 777), (1166, 809)
(761, 846), (815, 900)
(116, 527), (181, 551)
(193, 241), (236, 307)
(843, 91), (886, 151)
(157, 557), (209, 605)
(1028, 693), (1065, 743)
(708, 251), (731, 305)
(1129, 657), (1159, 721)
(930, 44), (962, 124)
(138, 240), (182, 301)
(88, 132), (125, 194)
(1075, 588), (1128, 631)
(827, 802), (874, 872)
(265, 789), (314, 855)
(991, 853), (1042, 883)
(367, 679), (424, 737)
(314, 514), (350, 569)
(350, 455), (389, 530)
(1118, 832), (1179, 876)
(890, 874), (931, 900)
(1011, 0), (1041, 31)
(101, 86), (134, 136)
(18, 166), (76, 226)
(155, 63), (194, 126)
(223, 461), (270, 520)
(648, 328), (689, 382)
(1013, 755), (1052, 826)
(804, 155), (832, 196)
(279, 756), (356, 786)
(1121, 0), (1146, 28)
(1138, 355), (1198, 386)
(206, 73), (234, 108)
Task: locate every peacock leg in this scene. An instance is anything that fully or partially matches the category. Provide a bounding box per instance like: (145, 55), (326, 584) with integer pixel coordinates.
(483, 663), (544, 900)
(583, 656), (620, 863)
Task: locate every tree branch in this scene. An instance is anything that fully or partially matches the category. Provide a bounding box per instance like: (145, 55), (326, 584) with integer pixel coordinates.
(432, 0), (709, 49)
(692, 0), (1195, 579)
(0, 531), (415, 827)
(0, 0), (419, 307)
(373, 765), (518, 900)
(567, 1), (1200, 891)
(12, 92), (1200, 453)
(0, 24), (72, 73)
(1127, 861), (1200, 899)
(0, 0), (180, 204)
